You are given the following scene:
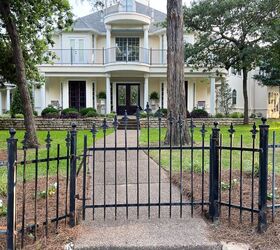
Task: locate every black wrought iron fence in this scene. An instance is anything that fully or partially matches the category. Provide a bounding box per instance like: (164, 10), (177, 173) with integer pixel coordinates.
(1, 105), (279, 249)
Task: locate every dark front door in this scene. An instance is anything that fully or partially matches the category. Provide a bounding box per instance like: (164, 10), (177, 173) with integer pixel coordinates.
(69, 81), (86, 110)
(117, 84), (140, 115)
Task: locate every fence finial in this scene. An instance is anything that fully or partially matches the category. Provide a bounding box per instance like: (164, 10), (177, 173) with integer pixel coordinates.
(228, 123), (235, 136)
(250, 122), (258, 139)
(200, 123), (207, 136)
(145, 103), (151, 114)
(45, 130), (52, 149)
(22, 132), (28, 150)
(9, 128), (16, 138)
(90, 123), (98, 136)
(102, 118), (109, 131)
(261, 117), (267, 125)
(178, 114), (183, 128)
(214, 121), (219, 128)
(113, 115), (119, 129)
(71, 122), (77, 130)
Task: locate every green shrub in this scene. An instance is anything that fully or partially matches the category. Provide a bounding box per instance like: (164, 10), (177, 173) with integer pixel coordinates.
(86, 111), (98, 117)
(14, 114), (24, 118)
(154, 108), (168, 118)
(190, 108), (209, 118)
(80, 107), (97, 117)
(61, 108), (80, 118)
(11, 86), (34, 118)
(215, 113), (224, 118)
(139, 111), (147, 118)
(0, 173), (7, 197)
(230, 112), (244, 118)
(98, 92), (106, 99)
(250, 113), (256, 118)
(34, 111), (38, 117)
(0, 114), (11, 118)
(106, 112), (116, 119)
(150, 91), (159, 100)
(41, 106), (59, 118)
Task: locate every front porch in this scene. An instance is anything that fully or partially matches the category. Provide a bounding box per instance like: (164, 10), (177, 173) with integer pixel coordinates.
(38, 74), (219, 116)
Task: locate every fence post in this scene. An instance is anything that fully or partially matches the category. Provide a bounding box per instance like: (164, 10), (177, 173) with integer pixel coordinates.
(69, 123), (77, 227)
(258, 117), (269, 233)
(6, 129), (17, 250)
(209, 122), (220, 222)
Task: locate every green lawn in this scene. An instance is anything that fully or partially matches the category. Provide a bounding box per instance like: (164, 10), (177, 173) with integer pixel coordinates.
(140, 120), (280, 174)
(0, 129), (113, 181)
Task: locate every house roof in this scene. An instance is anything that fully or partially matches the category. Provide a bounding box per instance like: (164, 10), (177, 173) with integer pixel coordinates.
(73, 1), (166, 34)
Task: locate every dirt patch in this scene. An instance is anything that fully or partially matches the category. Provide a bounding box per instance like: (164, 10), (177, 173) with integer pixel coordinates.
(0, 150), (6, 161)
(0, 172), (85, 249)
(172, 170), (280, 250)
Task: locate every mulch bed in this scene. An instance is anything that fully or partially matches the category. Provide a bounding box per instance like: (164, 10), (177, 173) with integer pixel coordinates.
(0, 150), (6, 161)
(172, 170), (280, 249)
(0, 172), (85, 249)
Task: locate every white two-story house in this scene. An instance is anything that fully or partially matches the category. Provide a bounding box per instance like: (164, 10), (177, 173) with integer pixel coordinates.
(36, 0), (222, 116)
(1, 0), (278, 119)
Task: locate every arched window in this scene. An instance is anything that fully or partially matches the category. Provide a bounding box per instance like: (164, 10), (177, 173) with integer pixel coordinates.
(232, 89), (237, 105)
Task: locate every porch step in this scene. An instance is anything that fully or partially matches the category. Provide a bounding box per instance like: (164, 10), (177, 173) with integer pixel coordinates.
(118, 118), (139, 130)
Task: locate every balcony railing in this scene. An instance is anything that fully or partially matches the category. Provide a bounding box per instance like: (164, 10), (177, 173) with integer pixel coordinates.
(46, 47), (167, 65)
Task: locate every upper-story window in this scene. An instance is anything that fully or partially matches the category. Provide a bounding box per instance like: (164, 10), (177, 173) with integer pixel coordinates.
(116, 37), (139, 62)
(119, 0), (136, 12)
(232, 89), (237, 105)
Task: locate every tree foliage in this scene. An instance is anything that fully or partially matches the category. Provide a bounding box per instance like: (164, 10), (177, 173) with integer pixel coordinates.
(184, 0), (280, 123)
(0, 0), (73, 84)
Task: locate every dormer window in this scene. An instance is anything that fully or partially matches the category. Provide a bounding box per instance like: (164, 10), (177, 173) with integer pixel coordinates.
(119, 0), (136, 12)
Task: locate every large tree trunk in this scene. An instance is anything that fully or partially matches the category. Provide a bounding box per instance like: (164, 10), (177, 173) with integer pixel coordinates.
(165, 0), (190, 145)
(0, 1), (38, 147)
(242, 67), (249, 124)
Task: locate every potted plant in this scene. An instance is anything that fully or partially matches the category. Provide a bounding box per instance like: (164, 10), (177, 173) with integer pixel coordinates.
(98, 92), (106, 105)
(149, 91), (159, 105)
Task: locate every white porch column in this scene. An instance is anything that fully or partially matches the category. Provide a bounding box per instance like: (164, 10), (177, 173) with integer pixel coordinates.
(164, 81), (167, 108)
(106, 74), (111, 114)
(62, 81), (69, 109)
(0, 91), (2, 115)
(210, 77), (216, 115)
(93, 82), (97, 110)
(40, 83), (46, 111)
(144, 75), (149, 108)
(106, 25), (111, 63)
(143, 25), (149, 63)
(163, 34), (167, 64)
(188, 82), (194, 112)
(6, 88), (11, 112)
(86, 81), (93, 108)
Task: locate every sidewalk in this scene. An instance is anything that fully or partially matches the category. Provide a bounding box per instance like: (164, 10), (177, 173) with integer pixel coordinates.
(75, 130), (221, 249)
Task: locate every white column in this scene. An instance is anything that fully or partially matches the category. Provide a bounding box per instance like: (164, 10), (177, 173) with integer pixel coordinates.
(40, 84), (46, 111)
(188, 82), (194, 112)
(210, 77), (216, 115)
(164, 81), (167, 108)
(159, 34), (163, 64)
(93, 82), (97, 110)
(62, 81), (69, 109)
(86, 81), (93, 108)
(144, 75), (149, 108)
(106, 74), (111, 114)
(143, 25), (149, 63)
(163, 34), (167, 64)
(0, 91), (2, 115)
(106, 25), (111, 63)
(6, 88), (11, 112)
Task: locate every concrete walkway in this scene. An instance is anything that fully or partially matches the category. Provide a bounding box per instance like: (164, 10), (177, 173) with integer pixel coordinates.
(75, 130), (221, 249)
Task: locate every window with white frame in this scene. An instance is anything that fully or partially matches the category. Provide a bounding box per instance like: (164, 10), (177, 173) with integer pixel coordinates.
(232, 89), (237, 105)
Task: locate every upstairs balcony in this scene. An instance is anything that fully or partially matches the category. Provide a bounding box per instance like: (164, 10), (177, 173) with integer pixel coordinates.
(47, 47), (167, 66)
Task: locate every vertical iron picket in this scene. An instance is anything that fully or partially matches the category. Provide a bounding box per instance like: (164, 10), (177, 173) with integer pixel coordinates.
(56, 144), (60, 230)
(136, 108), (140, 219)
(45, 131), (52, 236)
(34, 146), (39, 241)
(178, 115), (183, 218)
(272, 131), (276, 222)
(228, 123), (235, 222)
(200, 124), (207, 214)
(113, 116), (119, 220)
(69, 123), (77, 227)
(168, 112), (173, 218)
(145, 104), (151, 219)
(239, 135), (243, 223)
(21, 133), (28, 249)
(102, 119), (108, 220)
(123, 112), (129, 219)
(190, 118), (196, 217)
(65, 131), (71, 224)
(82, 135), (87, 220)
(258, 118), (269, 233)
(90, 124), (98, 220)
(250, 123), (258, 224)
(158, 108), (162, 219)
(209, 122), (220, 222)
(6, 129), (17, 250)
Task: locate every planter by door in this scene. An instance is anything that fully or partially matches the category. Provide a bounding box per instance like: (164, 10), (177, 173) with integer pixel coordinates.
(117, 84), (140, 115)
(69, 81), (86, 111)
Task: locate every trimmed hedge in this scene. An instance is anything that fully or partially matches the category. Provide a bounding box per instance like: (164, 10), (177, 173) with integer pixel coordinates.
(41, 106), (59, 118)
(190, 108), (209, 118)
(61, 108), (80, 119)
(80, 108), (97, 117)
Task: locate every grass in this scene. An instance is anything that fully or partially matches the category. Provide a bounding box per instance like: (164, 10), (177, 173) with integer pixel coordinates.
(140, 119), (280, 174)
(0, 129), (113, 189)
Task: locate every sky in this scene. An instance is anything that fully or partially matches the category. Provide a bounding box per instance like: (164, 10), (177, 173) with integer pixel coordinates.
(69, 0), (191, 18)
